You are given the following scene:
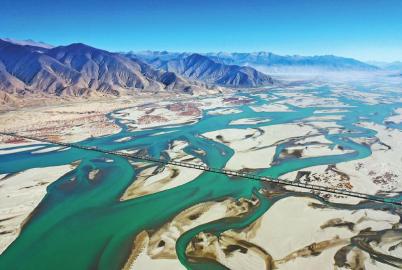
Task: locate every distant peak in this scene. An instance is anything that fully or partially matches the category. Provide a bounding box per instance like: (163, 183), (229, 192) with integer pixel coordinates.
(187, 53), (208, 60)
(65, 43), (94, 49)
(53, 43), (109, 54)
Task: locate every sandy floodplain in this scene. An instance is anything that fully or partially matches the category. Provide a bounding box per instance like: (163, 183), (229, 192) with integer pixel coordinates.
(186, 195), (401, 270)
(112, 103), (202, 131)
(229, 117), (271, 125)
(202, 122), (350, 171)
(121, 140), (204, 200)
(0, 92), (243, 259)
(0, 99), (130, 143)
(250, 103), (292, 112)
(0, 93), (216, 143)
(282, 122), (402, 201)
(387, 108), (402, 124)
(125, 197), (259, 269)
(112, 95), (246, 131)
(1, 82), (402, 270)
(274, 91), (351, 108)
(207, 108), (242, 115)
(0, 164), (77, 254)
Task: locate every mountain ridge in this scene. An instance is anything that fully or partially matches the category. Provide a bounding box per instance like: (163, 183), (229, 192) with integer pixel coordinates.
(0, 39), (217, 101)
(129, 53), (274, 87)
(133, 51), (378, 72)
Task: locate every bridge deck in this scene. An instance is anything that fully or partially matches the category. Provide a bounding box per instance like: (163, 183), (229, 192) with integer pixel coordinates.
(1, 132), (401, 206)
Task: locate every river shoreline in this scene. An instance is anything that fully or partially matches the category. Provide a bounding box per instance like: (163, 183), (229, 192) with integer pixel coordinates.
(0, 81), (401, 269)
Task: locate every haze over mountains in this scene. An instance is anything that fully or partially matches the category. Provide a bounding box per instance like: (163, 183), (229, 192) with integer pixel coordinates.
(368, 61), (402, 71)
(207, 52), (379, 71)
(133, 51), (380, 73)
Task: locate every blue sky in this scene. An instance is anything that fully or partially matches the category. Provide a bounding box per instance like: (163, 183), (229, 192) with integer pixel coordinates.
(1, 0), (402, 61)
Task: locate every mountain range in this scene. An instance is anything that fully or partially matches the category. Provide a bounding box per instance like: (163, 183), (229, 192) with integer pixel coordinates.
(206, 52), (379, 71)
(133, 51), (380, 73)
(0, 39), (275, 104)
(0, 39), (215, 99)
(2, 38), (401, 106)
(129, 53), (274, 87)
(367, 61), (402, 71)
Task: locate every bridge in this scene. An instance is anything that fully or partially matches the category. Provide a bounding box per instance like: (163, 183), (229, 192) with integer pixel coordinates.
(1, 132), (401, 206)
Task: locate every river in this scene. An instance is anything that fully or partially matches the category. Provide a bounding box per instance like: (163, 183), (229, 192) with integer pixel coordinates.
(0, 82), (401, 269)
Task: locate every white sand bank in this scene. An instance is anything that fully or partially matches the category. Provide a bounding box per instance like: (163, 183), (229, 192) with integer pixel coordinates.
(0, 164), (77, 254)
(250, 103), (292, 112)
(121, 140), (204, 200)
(203, 123), (323, 170)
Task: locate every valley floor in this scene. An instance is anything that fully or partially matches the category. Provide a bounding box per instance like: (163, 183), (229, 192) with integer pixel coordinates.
(0, 79), (401, 270)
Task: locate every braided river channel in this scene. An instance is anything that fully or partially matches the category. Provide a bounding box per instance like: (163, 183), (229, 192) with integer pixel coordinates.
(1, 82), (402, 269)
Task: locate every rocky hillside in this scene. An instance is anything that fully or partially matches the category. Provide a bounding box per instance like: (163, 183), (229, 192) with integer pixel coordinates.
(0, 39), (210, 100)
(133, 53), (274, 87)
